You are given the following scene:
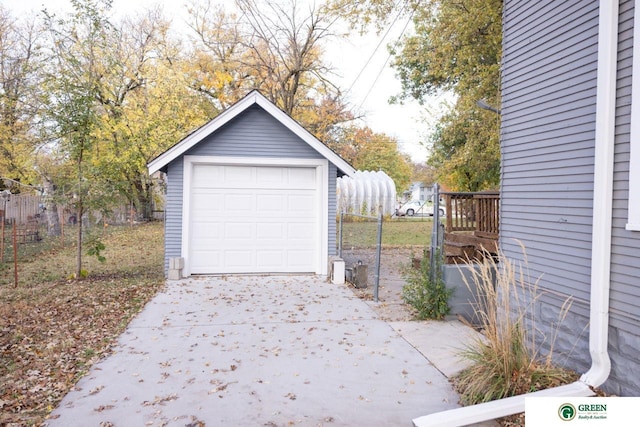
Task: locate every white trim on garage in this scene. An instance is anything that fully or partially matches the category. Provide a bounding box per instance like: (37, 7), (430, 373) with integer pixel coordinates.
(181, 155), (329, 276)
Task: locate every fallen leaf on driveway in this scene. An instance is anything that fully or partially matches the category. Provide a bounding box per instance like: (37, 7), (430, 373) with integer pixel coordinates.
(141, 393), (178, 406)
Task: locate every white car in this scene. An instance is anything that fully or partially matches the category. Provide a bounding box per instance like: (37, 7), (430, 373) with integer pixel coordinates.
(396, 200), (446, 217)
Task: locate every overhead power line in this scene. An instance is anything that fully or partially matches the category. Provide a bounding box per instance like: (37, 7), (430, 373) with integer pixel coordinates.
(357, 1), (418, 111)
(345, 0), (408, 95)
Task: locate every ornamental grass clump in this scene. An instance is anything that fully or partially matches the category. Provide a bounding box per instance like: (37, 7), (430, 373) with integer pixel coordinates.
(454, 243), (578, 405)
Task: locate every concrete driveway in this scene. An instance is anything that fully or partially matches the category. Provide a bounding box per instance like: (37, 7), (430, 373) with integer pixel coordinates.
(45, 275), (465, 426)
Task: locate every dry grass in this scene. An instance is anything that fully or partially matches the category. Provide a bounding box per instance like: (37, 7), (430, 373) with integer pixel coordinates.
(454, 242), (578, 406)
(0, 222), (165, 425)
(340, 217), (433, 247)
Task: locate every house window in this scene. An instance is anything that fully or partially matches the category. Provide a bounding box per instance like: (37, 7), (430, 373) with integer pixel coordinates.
(627, 4), (640, 231)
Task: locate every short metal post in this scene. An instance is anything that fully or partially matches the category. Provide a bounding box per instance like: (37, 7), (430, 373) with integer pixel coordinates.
(374, 212), (383, 302)
(430, 183), (441, 283)
(338, 212), (343, 258)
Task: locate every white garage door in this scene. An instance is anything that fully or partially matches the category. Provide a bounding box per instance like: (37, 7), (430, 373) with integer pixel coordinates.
(188, 163), (319, 274)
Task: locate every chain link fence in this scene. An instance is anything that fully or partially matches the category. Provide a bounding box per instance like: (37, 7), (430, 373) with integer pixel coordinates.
(338, 212), (382, 300)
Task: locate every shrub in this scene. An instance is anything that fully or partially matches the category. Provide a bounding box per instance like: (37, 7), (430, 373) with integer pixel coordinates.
(402, 248), (452, 320)
(454, 243), (578, 405)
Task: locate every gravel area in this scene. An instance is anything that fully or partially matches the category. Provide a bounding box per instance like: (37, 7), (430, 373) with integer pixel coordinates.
(341, 247), (418, 321)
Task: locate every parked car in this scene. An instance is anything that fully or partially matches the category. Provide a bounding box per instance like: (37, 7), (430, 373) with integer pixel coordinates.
(396, 200), (446, 217)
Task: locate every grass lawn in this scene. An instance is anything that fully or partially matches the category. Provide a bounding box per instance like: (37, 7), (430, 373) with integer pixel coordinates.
(0, 222), (165, 425)
(340, 217), (434, 247)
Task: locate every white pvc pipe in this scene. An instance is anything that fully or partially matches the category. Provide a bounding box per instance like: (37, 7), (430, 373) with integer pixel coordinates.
(580, 0), (617, 388)
(412, 382), (594, 427)
(413, 1), (618, 425)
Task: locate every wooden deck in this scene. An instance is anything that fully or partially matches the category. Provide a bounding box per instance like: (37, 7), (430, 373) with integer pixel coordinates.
(441, 191), (499, 262)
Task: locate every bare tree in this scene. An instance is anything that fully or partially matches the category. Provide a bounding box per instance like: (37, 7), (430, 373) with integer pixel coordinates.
(236, 0), (340, 115)
(187, 0), (342, 116)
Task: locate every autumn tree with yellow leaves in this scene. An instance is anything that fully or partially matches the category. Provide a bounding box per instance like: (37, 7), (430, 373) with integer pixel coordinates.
(2, 0), (413, 251)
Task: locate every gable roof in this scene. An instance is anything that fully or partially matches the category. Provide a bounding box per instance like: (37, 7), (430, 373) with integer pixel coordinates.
(147, 90), (355, 176)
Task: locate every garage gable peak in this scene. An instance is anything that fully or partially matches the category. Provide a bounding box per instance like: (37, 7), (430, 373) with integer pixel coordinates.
(148, 90), (355, 176)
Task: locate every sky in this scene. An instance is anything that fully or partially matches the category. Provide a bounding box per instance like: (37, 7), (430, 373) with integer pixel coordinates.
(2, 0), (450, 163)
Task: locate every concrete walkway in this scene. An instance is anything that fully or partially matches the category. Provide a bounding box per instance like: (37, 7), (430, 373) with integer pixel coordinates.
(45, 275), (485, 427)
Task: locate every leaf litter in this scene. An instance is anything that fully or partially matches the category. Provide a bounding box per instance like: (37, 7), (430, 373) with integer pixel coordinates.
(0, 223), (165, 425)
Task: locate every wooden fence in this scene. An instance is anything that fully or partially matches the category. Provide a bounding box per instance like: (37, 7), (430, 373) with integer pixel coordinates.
(1, 194), (42, 225)
(1, 194), (164, 227)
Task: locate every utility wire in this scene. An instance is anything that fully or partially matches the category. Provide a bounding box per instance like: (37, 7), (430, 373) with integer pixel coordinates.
(357, 2), (418, 111)
(345, 0), (408, 95)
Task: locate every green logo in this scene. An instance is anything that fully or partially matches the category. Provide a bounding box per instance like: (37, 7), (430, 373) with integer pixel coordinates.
(559, 403), (577, 421)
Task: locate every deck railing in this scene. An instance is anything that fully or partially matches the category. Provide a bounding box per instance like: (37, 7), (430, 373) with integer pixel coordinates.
(443, 191), (500, 238)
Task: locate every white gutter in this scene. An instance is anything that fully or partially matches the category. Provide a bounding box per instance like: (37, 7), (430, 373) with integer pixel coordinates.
(413, 1), (617, 425)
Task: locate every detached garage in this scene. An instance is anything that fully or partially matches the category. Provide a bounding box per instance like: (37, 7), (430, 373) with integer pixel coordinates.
(148, 90), (355, 277)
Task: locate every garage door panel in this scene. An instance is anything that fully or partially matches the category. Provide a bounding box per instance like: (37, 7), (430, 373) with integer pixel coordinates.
(192, 167), (223, 187)
(191, 224), (222, 240)
(256, 194), (286, 211)
(256, 167), (285, 185)
(190, 191), (223, 215)
(256, 250), (284, 268)
(224, 193), (254, 212)
(288, 167), (316, 187)
(287, 194), (315, 214)
(288, 223), (314, 239)
(224, 166), (254, 185)
(256, 223), (284, 239)
(191, 250), (221, 270)
(288, 250), (314, 267)
(189, 163), (318, 274)
(225, 223), (254, 239)
(225, 250), (254, 267)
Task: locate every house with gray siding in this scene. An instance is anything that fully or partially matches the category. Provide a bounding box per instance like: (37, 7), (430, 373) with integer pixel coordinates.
(501, 0), (639, 397)
(413, 1), (638, 425)
(148, 90), (354, 277)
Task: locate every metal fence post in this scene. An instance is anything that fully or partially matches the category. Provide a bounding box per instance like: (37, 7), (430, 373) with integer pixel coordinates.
(374, 212), (383, 302)
(338, 212), (343, 258)
(430, 183), (441, 284)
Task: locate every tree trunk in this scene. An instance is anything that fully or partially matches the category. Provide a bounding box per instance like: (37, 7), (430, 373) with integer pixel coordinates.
(133, 177), (153, 221)
(76, 201), (83, 279)
(42, 177), (61, 236)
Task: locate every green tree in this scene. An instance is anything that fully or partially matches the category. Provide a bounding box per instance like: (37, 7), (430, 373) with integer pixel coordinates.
(329, 0), (503, 191)
(42, 0), (117, 278)
(395, 0), (502, 190)
(90, 6), (215, 219)
(348, 127), (412, 193)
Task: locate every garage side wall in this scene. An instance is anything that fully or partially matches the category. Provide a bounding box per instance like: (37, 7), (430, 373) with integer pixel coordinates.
(164, 105), (338, 273)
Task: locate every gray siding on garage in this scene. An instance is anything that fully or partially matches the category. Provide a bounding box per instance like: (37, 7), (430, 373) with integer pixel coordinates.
(502, 0), (640, 396)
(164, 159), (184, 272)
(163, 104), (338, 271)
(328, 163), (338, 256)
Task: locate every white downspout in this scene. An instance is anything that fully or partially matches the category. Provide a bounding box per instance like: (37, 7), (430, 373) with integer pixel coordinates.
(413, 1), (617, 425)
